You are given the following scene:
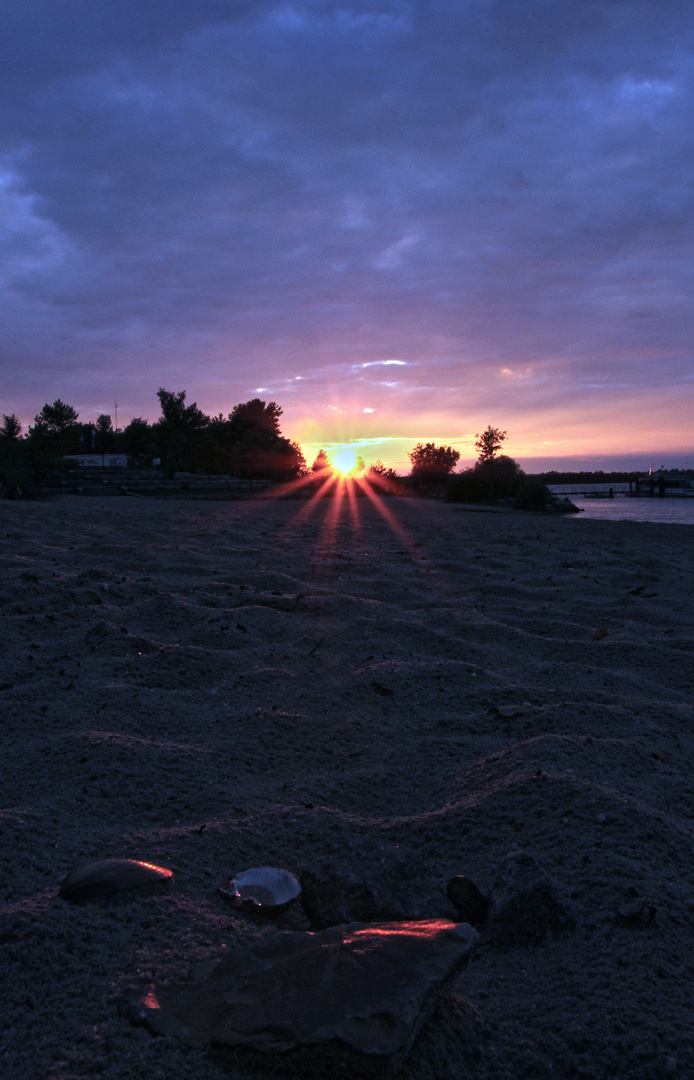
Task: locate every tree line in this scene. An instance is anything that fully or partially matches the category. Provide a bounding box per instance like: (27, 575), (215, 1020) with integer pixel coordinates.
(404, 426), (550, 508)
(0, 390), (307, 492)
(1, 393), (550, 508)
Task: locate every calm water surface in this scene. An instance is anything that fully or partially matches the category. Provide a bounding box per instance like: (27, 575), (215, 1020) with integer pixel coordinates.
(569, 497), (694, 525)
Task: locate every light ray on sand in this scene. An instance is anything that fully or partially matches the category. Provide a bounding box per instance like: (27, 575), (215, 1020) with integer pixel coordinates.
(280, 472), (344, 563)
(317, 476), (347, 560)
(216, 463), (438, 582)
(288, 472), (337, 522)
(353, 475), (422, 559)
(344, 476), (364, 541)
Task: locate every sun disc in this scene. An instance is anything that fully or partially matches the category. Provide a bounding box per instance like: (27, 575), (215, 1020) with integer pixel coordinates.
(332, 448), (357, 475)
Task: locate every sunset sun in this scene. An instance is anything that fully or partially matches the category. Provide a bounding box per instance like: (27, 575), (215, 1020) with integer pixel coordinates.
(331, 448), (358, 475)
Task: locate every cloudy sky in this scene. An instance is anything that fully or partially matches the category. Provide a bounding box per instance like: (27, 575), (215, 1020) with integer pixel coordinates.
(2, 0), (692, 470)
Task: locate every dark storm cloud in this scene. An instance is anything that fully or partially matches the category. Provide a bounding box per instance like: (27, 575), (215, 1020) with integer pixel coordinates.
(1, 0), (693, 447)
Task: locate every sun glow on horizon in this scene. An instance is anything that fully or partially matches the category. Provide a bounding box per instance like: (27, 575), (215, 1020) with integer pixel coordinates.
(331, 447), (359, 475)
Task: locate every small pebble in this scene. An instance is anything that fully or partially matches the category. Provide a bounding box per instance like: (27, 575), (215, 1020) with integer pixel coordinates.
(666, 1056), (677, 1073)
(597, 813), (606, 825)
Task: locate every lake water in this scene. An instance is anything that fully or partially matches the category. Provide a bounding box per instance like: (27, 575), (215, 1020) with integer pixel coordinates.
(568, 496), (694, 525)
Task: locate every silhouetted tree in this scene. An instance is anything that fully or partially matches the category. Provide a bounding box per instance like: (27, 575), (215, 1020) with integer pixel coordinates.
(365, 459), (398, 493)
(227, 399), (283, 440)
(21, 399), (80, 482)
(474, 425), (507, 461)
(0, 414), (31, 496)
(73, 422), (95, 453)
(222, 400), (304, 482)
(121, 417), (152, 458)
(312, 449), (331, 473)
(284, 440), (307, 477)
(30, 399), (79, 437)
(156, 388), (208, 430)
(191, 414), (227, 475)
(0, 414), (22, 439)
(28, 400), (80, 460)
(153, 388), (209, 474)
(408, 442), (460, 484)
(95, 414), (113, 457)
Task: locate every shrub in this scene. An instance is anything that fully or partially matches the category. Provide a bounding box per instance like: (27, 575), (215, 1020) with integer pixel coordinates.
(446, 455), (525, 504)
(446, 468), (491, 503)
(515, 479), (551, 510)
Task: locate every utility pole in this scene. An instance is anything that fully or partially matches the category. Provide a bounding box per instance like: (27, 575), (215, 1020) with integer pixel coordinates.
(114, 398), (118, 432)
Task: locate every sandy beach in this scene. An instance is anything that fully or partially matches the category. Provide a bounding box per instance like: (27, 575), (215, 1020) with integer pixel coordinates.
(1, 493), (693, 1079)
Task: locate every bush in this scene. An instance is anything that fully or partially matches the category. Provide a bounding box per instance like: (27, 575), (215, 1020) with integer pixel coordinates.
(446, 468), (492, 503)
(446, 455), (525, 504)
(515, 479), (551, 510)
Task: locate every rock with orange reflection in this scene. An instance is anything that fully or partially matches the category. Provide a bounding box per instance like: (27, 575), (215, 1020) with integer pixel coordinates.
(122, 919), (478, 1064)
(59, 858), (173, 902)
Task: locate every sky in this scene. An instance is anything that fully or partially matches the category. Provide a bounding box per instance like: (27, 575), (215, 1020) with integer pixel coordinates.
(1, 0), (693, 472)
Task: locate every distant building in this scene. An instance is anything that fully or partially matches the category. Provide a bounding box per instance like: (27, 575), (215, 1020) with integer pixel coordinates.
(64, 453), (131, 468)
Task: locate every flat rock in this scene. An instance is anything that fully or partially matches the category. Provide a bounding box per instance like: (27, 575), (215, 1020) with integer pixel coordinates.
(123, 919), (479, 1064)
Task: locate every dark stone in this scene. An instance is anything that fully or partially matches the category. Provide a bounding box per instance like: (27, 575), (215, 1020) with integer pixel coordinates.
(550, 496), (580, 513)
(617, 895), (656, 926)
(59, 858), (173, 902)
(446, 876), (489, 925)
(486, 850), (571, 947)
(300, 837), (453, 930)
(122, 919), (479, 1067)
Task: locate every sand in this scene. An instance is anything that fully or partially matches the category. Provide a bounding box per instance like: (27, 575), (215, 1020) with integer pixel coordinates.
(1, 493), (693, 1079)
